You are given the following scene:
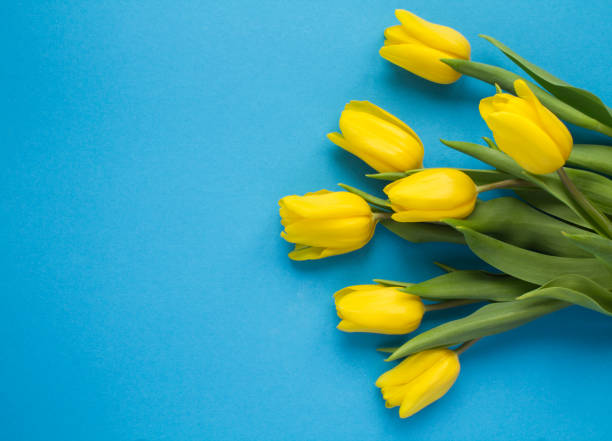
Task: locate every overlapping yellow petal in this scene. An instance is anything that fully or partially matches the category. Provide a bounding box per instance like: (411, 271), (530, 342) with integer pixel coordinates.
(383, 168), (477, 222)
(376, 349), (460, 418)
(327, 101), (423, 173)
(380, 10), (470, 84)
(279, 191), (376, 260)
(480, 79), (573, 174)
(334, 285), (424, 334)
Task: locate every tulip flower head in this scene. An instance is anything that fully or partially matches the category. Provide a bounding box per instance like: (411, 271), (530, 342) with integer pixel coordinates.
(334, 285), (425, 334)
(279, 190), (376, 260)
(376, 348), (460, 418)
(327, 101), (424, 173)
(380, 9), (471, 84)
(480, 79), (573, 174)
(384, 168), (477, 222)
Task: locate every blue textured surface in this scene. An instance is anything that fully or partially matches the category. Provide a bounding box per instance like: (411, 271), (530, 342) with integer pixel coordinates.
(4, 1), (612, 440)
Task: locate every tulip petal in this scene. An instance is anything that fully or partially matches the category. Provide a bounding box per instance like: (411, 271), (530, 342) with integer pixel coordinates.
(279, 191), (372, 220)
(384, 25), (419, 45)
(282, 216), (375, 248)
(343, 101), (423, 149)
(390, 197), (476, 222)
(514, 79), (573, 160)
(380, 43), (462, 84)
(394, 9), (470, 60)
(485, 111), (566, 174)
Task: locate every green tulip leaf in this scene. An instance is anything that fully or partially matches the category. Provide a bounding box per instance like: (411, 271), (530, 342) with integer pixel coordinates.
(387, 298), (567, 360)
(373, 279), (412, 288)
(568, 144), (612, 177)
(518, 274), (612, 316)
(459, 197), (592, 257)
(481, 35), (612, 129)
(441, 140), (612, 229)
(440, 58), (608, 135)
(562, 233), (612, 269)
(337, 183), (391, 209)
(514, 188), (590, 228)
(380, 219), (465, 244)
(404, 270), (535, 301)
(367, 168), (512, 185)
(445, 225), (612, 286)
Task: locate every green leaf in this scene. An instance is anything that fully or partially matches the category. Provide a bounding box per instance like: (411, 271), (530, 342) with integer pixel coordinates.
(405, 270), (535, 301)
(380, 219), (465, 244)
(514, 188), (590, 228)
(481, 35), (612, 129)
(445, 225), (612, 286)
(457, 197), (592, 257)
(564, 167), (612, 215)
(562, 233), (612, 269)
(519, 274), (612, 316)
(440, 58), (612, 136)
(441, 140), (612, 225)
(373, 279), (412, 288)
(387, 298), (567, 360)
(367, 168), (512, 185)
(337, 183), (391, 209)
(568, 144), (612, 176)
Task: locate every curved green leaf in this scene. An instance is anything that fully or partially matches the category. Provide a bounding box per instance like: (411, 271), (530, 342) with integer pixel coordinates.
(514, 188), (590, 228)
(568, 144), (612, 176)
(337, 183), (391, 209)
(445, 225), (612, 286)
(440, 58), (610, 135)
(564, 167), (612, 214)
(404, 270), (535, 301)
(481, 35), (612, 129)
(519, 274), (612, 316)
(562, 233), (612, 269)
(459, 197), (592, 257)
(380, 219), (465, 244)
(387, 298), (567, 360)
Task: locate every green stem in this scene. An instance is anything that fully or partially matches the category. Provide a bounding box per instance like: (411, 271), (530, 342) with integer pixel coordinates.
(477, 178), (533, 193)
(424, 299), (480, 312)
(455, 338), (480, 355)
(557, 168), (612, 238)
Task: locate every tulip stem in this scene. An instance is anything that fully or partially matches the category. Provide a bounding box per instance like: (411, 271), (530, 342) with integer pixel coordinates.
(476, 179), (532, 193)
(455, 338), (480, 355)
(425, 299), (480, 311)
(557, 168), (612, 239)
(373, 212), (392, 221)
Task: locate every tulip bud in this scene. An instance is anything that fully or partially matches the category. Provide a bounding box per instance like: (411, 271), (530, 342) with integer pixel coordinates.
(480, 79), (573, 174)
(383, 168), (477, 222)
(379, 10), (470, 84)
(376, 348), (460, 418)
(327, 101), (424, 173)
(279, 190), (376, 260)
(334, 285), (424, 334)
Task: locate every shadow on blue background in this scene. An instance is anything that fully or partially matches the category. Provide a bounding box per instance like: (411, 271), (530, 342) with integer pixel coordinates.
(3, 1), (612, 440)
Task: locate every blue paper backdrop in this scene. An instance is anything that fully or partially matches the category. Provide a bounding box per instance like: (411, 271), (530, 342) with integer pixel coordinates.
(4, 1), (612, 440)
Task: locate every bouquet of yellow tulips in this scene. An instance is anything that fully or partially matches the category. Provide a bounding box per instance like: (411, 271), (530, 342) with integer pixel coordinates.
(278, 9), (612, 419)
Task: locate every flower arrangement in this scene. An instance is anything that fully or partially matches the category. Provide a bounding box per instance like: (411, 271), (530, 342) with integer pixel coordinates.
(279, 9), (612, 418)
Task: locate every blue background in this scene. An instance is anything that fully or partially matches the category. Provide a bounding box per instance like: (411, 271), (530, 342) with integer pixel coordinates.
(4, 1), (612, 440)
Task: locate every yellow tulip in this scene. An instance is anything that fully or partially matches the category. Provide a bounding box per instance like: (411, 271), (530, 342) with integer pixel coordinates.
(376, 348), (460, 418)
(327, 101), (424, 173)
(279, 190), (376, 260)
(379, 10), (470, 84)
(480, 79), (573, 174)
(334, 285), (424, 334)
(383, 168), (477, 222)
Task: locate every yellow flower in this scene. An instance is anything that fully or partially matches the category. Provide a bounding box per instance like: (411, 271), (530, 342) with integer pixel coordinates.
(379, 10), (470, 84)
(376, 348), (460, 418)
(334, 285), (424, 334)
(279, 190), (376, 260)
(480, 79), (573, 174)
(383, 168), (477, 222)
(327, 101), (424, 173)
